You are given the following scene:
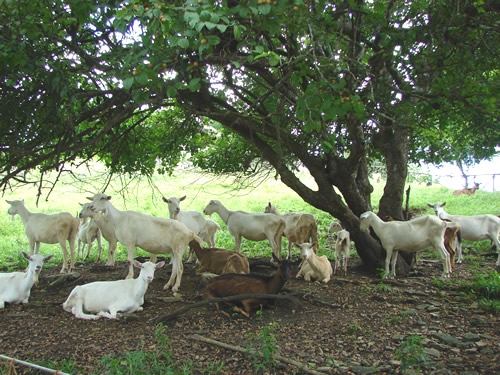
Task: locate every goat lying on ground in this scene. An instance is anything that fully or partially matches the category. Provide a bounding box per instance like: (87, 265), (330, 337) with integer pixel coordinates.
(360, 211), (454, 279)
(203, 254), (291, 318)
(203, 200), (285, 259)
(63, 260), (165, 320)
(453, 182), (480, 196)
(0, 252), (53, 309)
(79, 203), (118, 266)
(427, 202), (500, 265)
(295, 242), (333, 283)
(329, 222), (350, 276)
(88, 193), (203, 293)
(264, 202), (318, 258)
(77, 210), (102, 262)
(6, 200), (79, 274)
(188, 239), (250, 275)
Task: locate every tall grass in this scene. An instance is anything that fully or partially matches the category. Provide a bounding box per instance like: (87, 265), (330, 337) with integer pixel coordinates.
(0, 168), (499, 271)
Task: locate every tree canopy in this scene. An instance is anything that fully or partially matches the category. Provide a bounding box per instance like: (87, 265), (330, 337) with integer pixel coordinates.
(1, 0), (499, 272)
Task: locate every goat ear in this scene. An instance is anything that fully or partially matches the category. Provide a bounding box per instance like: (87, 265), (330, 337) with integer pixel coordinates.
(44, 254), (54, 262)
(156, 261), (166, 269)
(105, 195), (112, 201)
(132, 260), (143, 269)
(86, 196), (93, 201)
(441, 202), (446, 207)
(268, 202), (271, 207)
(180, 195), (186, 201)
(293, 243), (300, 249)
(22, 251), (30, 260)
(162, 197), (168, 203)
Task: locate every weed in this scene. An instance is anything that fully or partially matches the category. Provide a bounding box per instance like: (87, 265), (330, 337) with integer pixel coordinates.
(376, 267), (387, 279)
(395, 334), (428, 372)
(377, 282), (393, 293)
(346, 323), (362, 335)
(246, 313), (279, 372)
(457, 269), (500, 312)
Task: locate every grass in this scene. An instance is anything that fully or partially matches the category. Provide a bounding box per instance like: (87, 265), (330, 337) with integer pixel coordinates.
(1, 168), (499, 271)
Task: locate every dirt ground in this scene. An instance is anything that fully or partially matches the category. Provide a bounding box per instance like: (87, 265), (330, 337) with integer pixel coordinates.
(0, 253), (499, 375)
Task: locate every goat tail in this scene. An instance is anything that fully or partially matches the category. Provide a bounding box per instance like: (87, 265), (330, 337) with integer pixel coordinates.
(444, 221), (460, 229)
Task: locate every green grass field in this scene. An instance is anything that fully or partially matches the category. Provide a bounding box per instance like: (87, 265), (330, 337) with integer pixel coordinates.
(1, 168), (499, 271)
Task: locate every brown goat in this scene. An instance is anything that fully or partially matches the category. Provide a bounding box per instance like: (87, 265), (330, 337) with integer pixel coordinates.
(188, 240), (250, 275)
(453, 182), (480, 196)
(203, 254), (291, 318)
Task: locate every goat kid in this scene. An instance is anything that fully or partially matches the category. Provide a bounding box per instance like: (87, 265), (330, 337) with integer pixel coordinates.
(79, 203), (118, 266)
(188, 239), (250, 275)
(0, 252), (54, 309)
(427, 202), (500, 265)
(203, 254), (291, 318)
(295, 241), (333, 283)
(63, 260), (165, 320)
(77, 210), (103, 262)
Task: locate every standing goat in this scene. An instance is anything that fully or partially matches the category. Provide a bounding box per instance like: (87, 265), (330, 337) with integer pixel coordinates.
(264, 202), (319, 259)
(0, 252), (53, 308)
(162, 195), (216, 261)
(359, 211), (454, 279)
(77, 207), (103, 262)
(427, 202), (500, 265)
(203, 200), (285, 259)
(188, 239), (250, 275)
(6, 200), (79, 274)
(79, 203), (118, 266)
(87, 193), (203, 293)
(63, 260), (165, 320)
(203, 254), (291, 318)
(295, 242), (333, 283)
(329, 222), (350, 276)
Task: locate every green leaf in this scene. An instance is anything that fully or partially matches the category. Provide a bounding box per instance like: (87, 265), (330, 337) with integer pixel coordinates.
(178, 38), (190, 48)
(188, 78), (201, 92)
(123, 77), (134, 90)
(167, 85), (177, 98)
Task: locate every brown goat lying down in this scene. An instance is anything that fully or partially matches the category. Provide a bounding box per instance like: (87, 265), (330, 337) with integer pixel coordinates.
(188, 240), (250, 275)
(203, 254), (291, 318)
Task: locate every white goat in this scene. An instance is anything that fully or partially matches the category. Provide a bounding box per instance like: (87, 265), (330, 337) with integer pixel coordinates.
(203, 200), (285, 259)
(77, 209), (103, 262)
(427, 202), (500, 265)
(87, 193), (203, 293)
(62, 260), (165, 320)
(0, 252), (53, 308)
(162, 195), (215, 262)
(294, 241), (333, 283)
(359, 211), (453, 279)
(264, 202), (319, 258)
(6, 200), (79, 273)
(204, 219), (221, 248)
(329, 222), (350, 276)
(79, 203), (118, 267)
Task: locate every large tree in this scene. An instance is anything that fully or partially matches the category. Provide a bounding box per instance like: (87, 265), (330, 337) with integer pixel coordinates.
(1, 0), (499, 274)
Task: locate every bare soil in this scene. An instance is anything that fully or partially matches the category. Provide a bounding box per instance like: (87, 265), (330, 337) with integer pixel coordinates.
(0, 254), (499, 375)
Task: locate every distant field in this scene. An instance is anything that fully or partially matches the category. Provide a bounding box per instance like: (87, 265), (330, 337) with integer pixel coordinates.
(1, 168), (499, 271)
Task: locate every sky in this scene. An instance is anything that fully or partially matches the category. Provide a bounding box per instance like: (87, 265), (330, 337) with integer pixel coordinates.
(427, 154), (500, 192)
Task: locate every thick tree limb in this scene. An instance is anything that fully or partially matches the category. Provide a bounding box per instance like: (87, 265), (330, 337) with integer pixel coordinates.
(188, 334), (328, 375)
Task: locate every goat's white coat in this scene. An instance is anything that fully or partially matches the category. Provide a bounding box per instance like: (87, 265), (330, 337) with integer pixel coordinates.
(79, 203), (118, 266)
(264, 203), (318, 258)
(203, 200), (285, 258)
(62, 260), (165, 319)
(295, 242), (333, 283)
(163, 196), (218, 262)
(87, 193), (203, 293)
(6, 200), (79, 273)
(427, 202), (500, 265)
(0, 252), (53, 308)
(77, 211), (103, 261)
(329, 222), (350, 275)
(360, 211), (452, 278)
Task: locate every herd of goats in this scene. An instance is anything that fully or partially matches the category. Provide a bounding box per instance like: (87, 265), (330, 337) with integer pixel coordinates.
(1, 193), (499, 319)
